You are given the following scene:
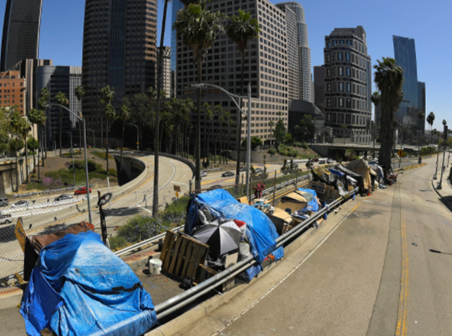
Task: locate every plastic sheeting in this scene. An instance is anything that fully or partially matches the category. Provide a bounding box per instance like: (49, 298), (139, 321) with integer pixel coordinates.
(186, 189), (283, 264)
(297, 188), (320, 213)
(20, 231), (157, 336)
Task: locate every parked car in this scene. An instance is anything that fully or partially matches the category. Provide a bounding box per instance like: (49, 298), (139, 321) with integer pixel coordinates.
(239, 167), (246, 172)
(200, 171), (207, 178)
(208, 185), (222, 191)
(312, 158), (319, 162)
(255, 168), (264, 174)
(327, 158), (334, 164)
(319, 160), (326, 164)
(74, 187), (92, 195)
(0, 198), (8, 208)
(0, 214), (12, 225)
(222, 171), (234, 177)
(11, 200), (30, 208)
(55, 194), (73, 202)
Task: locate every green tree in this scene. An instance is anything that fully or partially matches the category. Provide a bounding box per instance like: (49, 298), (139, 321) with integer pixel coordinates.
(55, 92), (68, 157)
(119, 98), (130, 170)
(74, 85), (85, 157)
(100, 85), (116, 179)
(37, 87), (50, 161)
(28, 108), (47, 180)
(371, 91), (381, 123)
(225, 9), (260, 188)
(174, 0), (223, 190)
(273, 119), (286, 147)
(18, 118), (32, 182)
(427, 111), (435, 146)
(242, 136), (263, 150)
(285, 133), (293, 145)
(0, 107), (11, 155)
(373, 57), (404, 170)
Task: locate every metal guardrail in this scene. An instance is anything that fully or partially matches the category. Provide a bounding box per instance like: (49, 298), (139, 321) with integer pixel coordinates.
(13, 185), (84, 199)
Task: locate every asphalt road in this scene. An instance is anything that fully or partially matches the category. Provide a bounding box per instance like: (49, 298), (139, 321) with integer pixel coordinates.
(180, 156), (452, 336)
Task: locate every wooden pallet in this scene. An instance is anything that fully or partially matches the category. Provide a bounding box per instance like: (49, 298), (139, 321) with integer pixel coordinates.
(160, 230), (209, 280)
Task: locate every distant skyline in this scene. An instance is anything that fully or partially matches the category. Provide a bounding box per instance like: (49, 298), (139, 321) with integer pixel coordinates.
(0, 0), (449, 130)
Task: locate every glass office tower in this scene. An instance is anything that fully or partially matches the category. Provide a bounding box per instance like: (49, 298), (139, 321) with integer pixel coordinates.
(0, 0), (43, 71)
(393, 35), (422, 133)
(171, 0), (183, 72)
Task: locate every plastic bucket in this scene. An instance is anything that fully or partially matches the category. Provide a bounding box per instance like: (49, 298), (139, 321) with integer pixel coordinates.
(149, 259), (162, 275)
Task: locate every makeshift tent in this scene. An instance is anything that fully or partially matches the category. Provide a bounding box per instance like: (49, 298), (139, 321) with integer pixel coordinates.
(266, 208), (293, 235)
(20, 231), (157, 336)
(312, 166), (348, 195)
(344, 159), (374, 189)
(335, 164), (364, 190)
(276, 192), (308, 213)
(186, 189), (284, 264)
(297, 188), (320, 213)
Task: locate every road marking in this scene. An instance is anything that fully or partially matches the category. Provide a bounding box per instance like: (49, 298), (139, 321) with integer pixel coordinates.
(212, 200), (363, 336)
(396, 218), (409, 336)
(138, 205), (153, 215)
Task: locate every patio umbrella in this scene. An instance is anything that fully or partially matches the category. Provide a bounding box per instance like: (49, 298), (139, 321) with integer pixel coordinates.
(193, 220), (241, 259)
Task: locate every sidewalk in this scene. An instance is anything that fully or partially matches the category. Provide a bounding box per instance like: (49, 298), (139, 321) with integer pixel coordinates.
(431, 165), (452, 212)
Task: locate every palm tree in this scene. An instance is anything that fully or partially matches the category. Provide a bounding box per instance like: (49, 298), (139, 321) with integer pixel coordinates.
(100, 85), (116, 180)
(174, 0), (223, 190)
(427, 111), (435, 146)
(33, 109), (46, 182)
(204, 103), (212, 165)
(74, 85), (85, 157)
(37, 87), (50, 161)
(55, 92), (68, 157)
(9, 110), (22, 190)
(18, 118), (31, 183)
(373, 57), (404, 170)
(226, 9), (260, 190)
(119, 98), (130, 171)
(27, 108), (40, 172)
(418, 110), (425, 150)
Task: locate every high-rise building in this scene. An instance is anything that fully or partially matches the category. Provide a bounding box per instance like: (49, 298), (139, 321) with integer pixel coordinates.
(156, 47), (172, 98)
(82, 0), (158, 136)
(276, 2), (312, 102)
(323, 26), (372, 143)
(37, 66), (82, 145)
(313, 65), (325, 115)
(176, 0), (289, 148)
(171, 0), (184, 75)
(12, 59), (52, 114)
(0, 70), (26, 115)
(393, 35), (423, 133)
(1, 0), (43, 71)
(418, 81), (426, 131)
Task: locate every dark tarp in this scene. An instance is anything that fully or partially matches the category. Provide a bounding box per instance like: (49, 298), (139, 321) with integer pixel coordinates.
(20, 231), (157, 336)
(186, 189), (284, 265)
(335, 164), (364, 191)
(311, 166), (348, 195)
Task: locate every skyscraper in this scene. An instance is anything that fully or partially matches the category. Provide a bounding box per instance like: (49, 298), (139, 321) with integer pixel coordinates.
(82, 0), (158, 136)
(156, 47), (171, 98)
(171, 0), (183, 74)
(176, 0), (289, 148)
(313, 65), (325, 115)
(393, 35), (422, 133)
(1, 0), (43, 71)
(276, 2), (312, 102)
(323, 26), (372, 143)
(418, 81), (426, 131)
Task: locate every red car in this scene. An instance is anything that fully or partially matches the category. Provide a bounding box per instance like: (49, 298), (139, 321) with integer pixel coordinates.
(74, 187), (92, 195)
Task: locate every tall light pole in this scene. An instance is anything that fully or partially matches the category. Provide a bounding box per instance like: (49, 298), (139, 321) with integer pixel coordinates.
(191, 83), (252, 199)
(45, 104), (92, 223)
(67, 131), (75, 186)
(437, 120), (447, 190)
(127, 123), (139, 151)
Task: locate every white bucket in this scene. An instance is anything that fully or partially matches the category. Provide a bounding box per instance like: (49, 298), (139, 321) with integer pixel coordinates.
(149, 259), (162, 275)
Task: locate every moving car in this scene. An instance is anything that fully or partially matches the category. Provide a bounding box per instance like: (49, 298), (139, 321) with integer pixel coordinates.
(239, 167), (246, 172)
(11, 200), (30, 208)
(319, 160), (326, 164)
(200, 171), (207, 178)
(255, 168), (264, 173)
(0, 198), (8, 208)
(74, 187), (92, 195)
(0, 214), (12, 225)
(222, 171), (234, 177)
(55, 194), (73, 202)
(208, 185), (222, 191)
(327, 158), (334, 164)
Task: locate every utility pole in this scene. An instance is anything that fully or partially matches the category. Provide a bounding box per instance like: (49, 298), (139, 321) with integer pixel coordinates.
(437, 122), (448, 190)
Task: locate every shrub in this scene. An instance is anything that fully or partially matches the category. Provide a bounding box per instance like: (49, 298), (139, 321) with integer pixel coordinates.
(301, 142), (308, 149)
(293, 142), (301, 148)
(279, 149), (287, 156)
(278, 144), (287, 153)
(268, 148), (277, 155)
(71, 160), (100, 172)
(109, 236), (128, 250)
(118, 215), (167, 242)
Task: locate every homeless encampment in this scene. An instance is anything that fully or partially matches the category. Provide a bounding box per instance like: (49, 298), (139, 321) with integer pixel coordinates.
(186, 189), (284, 281)
(335, 164), (364, 191)
(311, 166), (348, 195)
(20, 231), (157, 336)
(345, 159), (374, 190)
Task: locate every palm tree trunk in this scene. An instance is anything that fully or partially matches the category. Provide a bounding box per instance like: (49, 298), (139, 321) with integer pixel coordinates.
(32, 132), (36, 174)
(120, 122), (125, 171)
(59, 109), (63, 157)
(235, 52), (245, 191)
(378, 90), (396, 171)
(15, 152), (19, 192)
(24, 139), (29, 183)
(38, 125), (41, 182)
(43, 125), (47, 161)
(106, 119), (110, 175)
(79, 122), (82, 157)
(195, 62), (202, 190)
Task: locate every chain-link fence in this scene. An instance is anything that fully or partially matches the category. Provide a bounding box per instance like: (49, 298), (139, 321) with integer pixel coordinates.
(0, 162), (310, 282)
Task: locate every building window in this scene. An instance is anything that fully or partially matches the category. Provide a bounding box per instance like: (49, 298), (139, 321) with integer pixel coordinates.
(333, 40), (337, 45)
(339, 98), (344, 107)
(346, 67), (351, 77)
(347, 40), (352, 46)
(345, 52), (350, 61)
(346, 98), (351, 108)
(331, 113), (336, 123)
(340, 40), (344, 45)
(327, 42), (331, 48)
(331, 53), (336, 61)
(327, 98), (331, 107)
(327, 84), (331, 92)
(339, 83), (344, 92)
(326, 54), (330, 63)
(326, 69), (331, 77)
(346, 114), (351, 124)
(338, 52), (343, 61)
(339, 67), (343, 76)
(346, 83), (351, 92)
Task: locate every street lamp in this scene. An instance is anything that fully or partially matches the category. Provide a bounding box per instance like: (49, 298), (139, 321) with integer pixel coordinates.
(44, 103), (92, 223)
(67, 131), (75, 186)
(87, 129), (96, 148)
(191, 83), (252, 200)
(127, 123), (139, 151)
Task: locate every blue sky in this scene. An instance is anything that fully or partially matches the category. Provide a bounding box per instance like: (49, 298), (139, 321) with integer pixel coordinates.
(0, 0), (449, 130)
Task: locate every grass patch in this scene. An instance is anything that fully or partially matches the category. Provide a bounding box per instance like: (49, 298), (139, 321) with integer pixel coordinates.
(92, 151), (113, 159)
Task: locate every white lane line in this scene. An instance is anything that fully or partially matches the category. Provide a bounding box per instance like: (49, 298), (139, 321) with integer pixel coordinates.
(212, 201), (362, 336)
(138, 205), (153, 215)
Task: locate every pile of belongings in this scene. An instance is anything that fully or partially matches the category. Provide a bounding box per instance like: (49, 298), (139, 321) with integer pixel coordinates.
(345, 159), (377, 193)
(335, 164), (364, 192)
(186, 189), (284, 281)
(20, 230), (157, 336)
(311, 166), (348, 196)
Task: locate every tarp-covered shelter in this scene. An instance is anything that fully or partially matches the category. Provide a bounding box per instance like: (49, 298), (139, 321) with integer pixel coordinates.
(186, 189), (284, 264)
(346, 159), (374, 189)
(335, 164), (364, 190)
(20, 231), (157, 336)
(297, 188), (320, 213)
(276, 192), (308, 213)
(311, 166), (348, 195)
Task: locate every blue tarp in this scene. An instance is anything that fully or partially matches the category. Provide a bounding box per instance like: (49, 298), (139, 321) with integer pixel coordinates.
(329, 168), (345, 177)
(186, 189), (283, 264)
(297, 188), (320, 213)
(20, 231), (157, 336)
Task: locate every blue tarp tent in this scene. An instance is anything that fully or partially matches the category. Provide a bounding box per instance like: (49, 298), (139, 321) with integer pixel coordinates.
(186, 189), (283, 265)
(20, 231), (157, 336)
(297, 188), (320, 213)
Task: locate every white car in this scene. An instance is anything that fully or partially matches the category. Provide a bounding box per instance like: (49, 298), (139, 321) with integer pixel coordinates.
(200, 171), (207, 178)
(0, 214), (12, 225)
(11, 200), (30, 208)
